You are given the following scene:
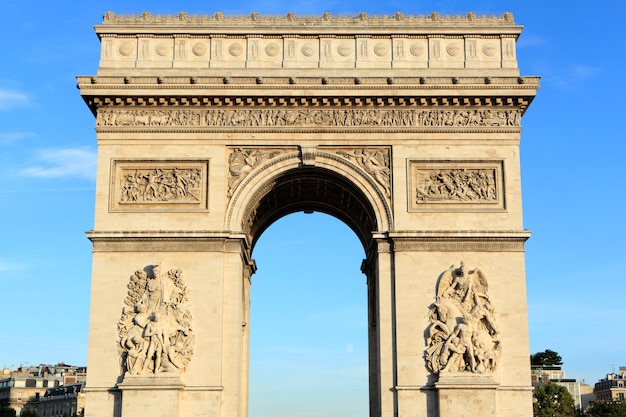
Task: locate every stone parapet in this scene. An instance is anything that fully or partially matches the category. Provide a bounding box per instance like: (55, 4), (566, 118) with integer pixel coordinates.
(94, 12), (521, 76)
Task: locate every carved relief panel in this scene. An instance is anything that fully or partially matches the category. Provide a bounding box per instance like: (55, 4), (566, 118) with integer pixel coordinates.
(96, 108), (522, 130)
(408, 160), (504, 211)
(336, 148), (391, 198)
(110, 160), (209, 212)
(425, 262), (501, 375)
(227, 148), (285, 198)
(117, 263), (194, 376)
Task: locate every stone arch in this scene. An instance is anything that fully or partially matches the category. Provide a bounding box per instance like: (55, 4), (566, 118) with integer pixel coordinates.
(80, 11), (538, 417)
(226, 149), (393, 251)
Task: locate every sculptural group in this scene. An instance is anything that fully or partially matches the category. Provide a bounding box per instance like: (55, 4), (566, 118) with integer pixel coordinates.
(117, 264), (194, 376)
(425, 262), (501, 374)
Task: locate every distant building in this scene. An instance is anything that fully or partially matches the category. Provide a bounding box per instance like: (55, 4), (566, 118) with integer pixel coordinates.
(532, 365), (592, 410)
(35, 383), (85, 417)
(594, 367), (626, 402)
(0, 364), (86, 416)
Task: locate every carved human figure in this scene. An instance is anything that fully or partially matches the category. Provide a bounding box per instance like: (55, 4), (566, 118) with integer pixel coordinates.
(118, 264), (194, 376)
(141, 169), (161, 201)
(143, 268), (163, 314)
(142, 312), (166, 373)
(425, 262), (501, 375)
(416, 168), (497, 203)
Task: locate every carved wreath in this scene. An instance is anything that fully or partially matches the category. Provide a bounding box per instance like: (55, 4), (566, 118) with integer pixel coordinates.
(425, 262), (501, 375)
(117, 264), (194, 376)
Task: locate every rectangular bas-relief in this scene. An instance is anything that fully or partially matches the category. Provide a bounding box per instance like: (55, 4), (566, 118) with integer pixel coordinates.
(408, 160), (504, 212)
(110, 160), (209, 212)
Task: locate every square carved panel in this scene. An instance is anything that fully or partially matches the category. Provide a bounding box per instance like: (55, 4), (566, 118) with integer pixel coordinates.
(407, 160), (505, 212)
(109, 160), (209, 212)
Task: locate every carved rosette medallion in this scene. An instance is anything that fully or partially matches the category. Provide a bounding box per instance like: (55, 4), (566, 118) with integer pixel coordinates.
(117, 264), (194, 376)
(408, 160), (504, 211)
(110, 160), (209, 212)
(227, 148), (283, 197)
(337, 148), (391, 197)
(425, 262), (501, 375)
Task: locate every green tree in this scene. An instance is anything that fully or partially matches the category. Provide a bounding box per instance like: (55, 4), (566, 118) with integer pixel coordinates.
(584, 400), (626, 417)
(0, 407), (16, 417)
(534, 381), (576, 417)
(20, 409), (37, 417)
(531, 349), (564, 366)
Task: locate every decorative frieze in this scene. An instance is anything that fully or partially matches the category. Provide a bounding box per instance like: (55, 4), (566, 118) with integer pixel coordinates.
(118, 263), (194, 376)
(408, 160), (504, 211)
(96, 108), (522, 130)
(110, 160), (208, 212)
(425, 262), (501, 375)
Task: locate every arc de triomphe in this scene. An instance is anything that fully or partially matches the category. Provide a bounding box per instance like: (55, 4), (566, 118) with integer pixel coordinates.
(77, 11), (538, 417)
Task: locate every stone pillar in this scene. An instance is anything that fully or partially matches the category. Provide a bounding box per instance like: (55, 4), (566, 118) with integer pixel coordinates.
(118, 375), (183, 417)
(436, 374), (499, 417)
(221, 238), (250, 417)
(373, 237), (396, 417)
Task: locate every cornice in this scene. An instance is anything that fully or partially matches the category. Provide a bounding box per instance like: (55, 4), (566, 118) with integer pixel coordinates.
(389, 230), (531, 252)
(78, 76), (538, 115)
(78, 75), (539, 91)
(86, 230), (250, 252)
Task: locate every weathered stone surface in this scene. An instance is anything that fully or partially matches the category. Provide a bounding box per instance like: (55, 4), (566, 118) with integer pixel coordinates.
(79, 11), (538, 417)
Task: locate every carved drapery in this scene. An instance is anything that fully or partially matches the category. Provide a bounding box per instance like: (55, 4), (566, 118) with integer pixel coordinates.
(228, 148), (283, 197)
(117, 264), (194, 376)
(425, 262), (501, 375)
(337, 148), (391, 197)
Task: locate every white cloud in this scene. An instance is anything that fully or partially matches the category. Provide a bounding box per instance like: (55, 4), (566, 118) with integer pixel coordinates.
(517, 33), (546, 48)
(21, 147), (97, 180)
(0, 131), (36, 144)
(535, 63), (601, 90)
(0, 260), (21, 272)
(0, 88), (31, 110)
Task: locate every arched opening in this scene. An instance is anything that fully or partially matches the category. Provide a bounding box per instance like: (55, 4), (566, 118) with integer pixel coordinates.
(238, 164), (383, 253)
(236, 163), (389, 417)
(249, 212), (368, 417)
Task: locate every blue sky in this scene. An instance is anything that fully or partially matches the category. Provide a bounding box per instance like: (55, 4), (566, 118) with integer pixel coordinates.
(0, 0), (625, 415)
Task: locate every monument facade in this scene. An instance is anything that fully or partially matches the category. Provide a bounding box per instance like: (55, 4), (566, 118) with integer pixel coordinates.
(78, 11), (539, 417)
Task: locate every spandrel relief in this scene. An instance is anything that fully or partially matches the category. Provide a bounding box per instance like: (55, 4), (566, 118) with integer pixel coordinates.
(337, 148), (391, 197)
(110, 160), (208, 212)
(228, 148), (282, 197)
(425, 262), (501, 375)
(408, 160), (504, 211)
(117, 263), (194, 376)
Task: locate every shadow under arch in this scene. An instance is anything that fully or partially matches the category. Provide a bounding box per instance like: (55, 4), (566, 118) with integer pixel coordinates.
(225, 149), (395, 417)
(225, 150), (393, 253)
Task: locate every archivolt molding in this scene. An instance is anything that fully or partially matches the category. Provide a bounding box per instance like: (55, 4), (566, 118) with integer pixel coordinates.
(224, 148), (393, 245)
(226, 149), (299, 228)
(319, 148), (392, 209)
(227, 148), (286, 198)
